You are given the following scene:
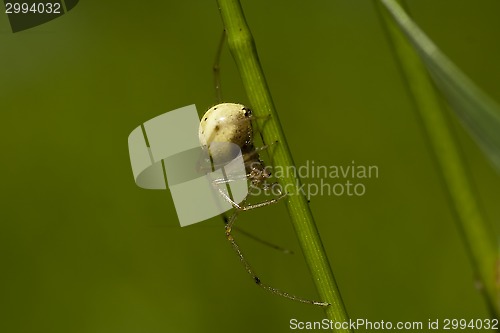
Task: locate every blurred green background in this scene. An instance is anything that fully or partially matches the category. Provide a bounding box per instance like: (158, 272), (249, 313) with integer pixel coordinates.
(1, 1), (500, 332)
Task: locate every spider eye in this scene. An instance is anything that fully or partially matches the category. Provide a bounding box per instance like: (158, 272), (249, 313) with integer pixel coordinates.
(243, 107), (252, 117)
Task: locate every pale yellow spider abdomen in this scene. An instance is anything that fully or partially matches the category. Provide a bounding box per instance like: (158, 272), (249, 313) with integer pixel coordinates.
(199, 103), (254, 163)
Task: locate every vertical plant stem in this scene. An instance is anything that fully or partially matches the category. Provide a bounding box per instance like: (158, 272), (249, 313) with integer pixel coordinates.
(377, 0), (499, 317)
(216, 0), (351, 328)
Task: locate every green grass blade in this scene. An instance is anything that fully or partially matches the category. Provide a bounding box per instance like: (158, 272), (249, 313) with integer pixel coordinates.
(380, 0), (500, 173)
(377, 0), (499, 317)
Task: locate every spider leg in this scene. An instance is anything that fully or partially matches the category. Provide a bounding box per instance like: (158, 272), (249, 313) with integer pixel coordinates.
(217, 187), (286, 211)
(232, 226), (294, 255)
(243, 140), (278, 163)
(213, 30), (226, 104)
(224, 212), (329, 307)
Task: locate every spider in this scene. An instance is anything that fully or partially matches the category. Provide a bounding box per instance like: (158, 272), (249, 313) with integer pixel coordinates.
(197, 31), (329, 307)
